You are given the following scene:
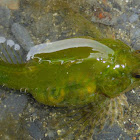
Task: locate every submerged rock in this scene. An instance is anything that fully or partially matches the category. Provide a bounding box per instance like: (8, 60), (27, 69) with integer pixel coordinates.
(11, 23), (34, 51)
(0, 6), (11, 28)
(0, 90), (28, 120)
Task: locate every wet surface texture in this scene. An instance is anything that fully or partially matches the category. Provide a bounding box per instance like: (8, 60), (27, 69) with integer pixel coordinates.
(0, 0), (140, 139)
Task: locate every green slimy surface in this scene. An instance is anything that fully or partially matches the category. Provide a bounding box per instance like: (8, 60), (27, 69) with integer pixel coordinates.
(0, 38), (139, 107)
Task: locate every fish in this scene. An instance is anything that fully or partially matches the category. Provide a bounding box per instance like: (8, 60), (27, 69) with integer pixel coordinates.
(0, 36), (140, 139)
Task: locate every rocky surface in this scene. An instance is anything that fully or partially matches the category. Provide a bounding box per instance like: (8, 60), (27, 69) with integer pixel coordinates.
(11, 23), (34, 51)
(0, 0), (139, 140)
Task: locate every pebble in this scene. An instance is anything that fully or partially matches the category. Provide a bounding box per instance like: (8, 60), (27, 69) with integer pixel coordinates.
(0, 6), (11, 28)
(93, 124), (132, 140)
(27, 121), (44, 139)
(131, 28), (140, 39)
(129, 14), (139, 23)
(0, 90), (28, 120)
(11, 23), (34, 51)
(117, 13), (128, 23)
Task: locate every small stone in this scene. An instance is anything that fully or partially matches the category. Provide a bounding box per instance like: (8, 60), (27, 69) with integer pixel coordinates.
(0, 6), (11, 27)
(11, 23), (34, 51)
(0, 91), (28, 120)
(129, 14), (139, 23)
(27, 121), (44, 139)
(117, 13), (128, 23)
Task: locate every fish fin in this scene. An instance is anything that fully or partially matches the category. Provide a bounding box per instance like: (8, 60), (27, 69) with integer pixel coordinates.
(48, 94), (109, 139)
(0, 37), (26, 64)
(48, 94), (128, 139)
(26, 38), (114, 61)
(107, 94), (129, 126)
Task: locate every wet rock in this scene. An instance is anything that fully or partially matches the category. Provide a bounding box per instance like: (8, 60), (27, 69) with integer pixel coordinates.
(26, 120), (45, 139)
(132, 40), (140, 50)
(0, 6), (11, 28)
(131, 28), (140, 39)
(131, 7), (140, 14)
(0, 89), (32, 139)
(91, 16), (116, 26)
(117, 13), (129, 24)
(93, 124), (132, 140)
(0, 115), (31, 140)
(126, 88), (140, 106)
(31, 12), (55, 42)
(11, 23), (34, 51)
(129, 14), (139, 23)
(130, 0), (140, 7)
(130, 27), (140, 50)
(0, 90), (28, 120)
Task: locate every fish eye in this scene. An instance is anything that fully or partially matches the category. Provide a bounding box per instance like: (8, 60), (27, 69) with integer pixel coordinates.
(132, 72), (140, 78)
(134, 74), (140, 78)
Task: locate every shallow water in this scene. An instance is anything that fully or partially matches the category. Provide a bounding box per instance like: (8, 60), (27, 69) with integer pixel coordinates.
(0, 0), (139, 139)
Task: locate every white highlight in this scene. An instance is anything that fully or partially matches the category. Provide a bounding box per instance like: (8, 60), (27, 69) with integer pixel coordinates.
(70, 60), (75, 63)
(115, 65), (120, 68)
(113, 64), (120, 69)
(60, 60), (64, 65)
(131, 89), (135, 93)
(121, 64), (125, 68)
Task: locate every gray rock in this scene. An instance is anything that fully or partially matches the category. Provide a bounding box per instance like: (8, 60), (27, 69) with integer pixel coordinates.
(0, 6), (11, 28)
(0, 90), (28, 120)
(93, 124), (132, 140)
(27, 121), (45, 139)
(130, 28), (140, 50)
(91, 16), (116, 26)
(11, 23), (34, 51)
(117, 13), (128, 24)
(131, 28), (140, 39)
(131, 7), (140, 14)
(129, 14), (139, 23)
(132, 39), (140, 50)
(131, 0), (140, 7)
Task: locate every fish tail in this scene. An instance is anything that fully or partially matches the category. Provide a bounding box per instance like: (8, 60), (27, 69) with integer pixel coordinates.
(0, 36), (26, 64)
